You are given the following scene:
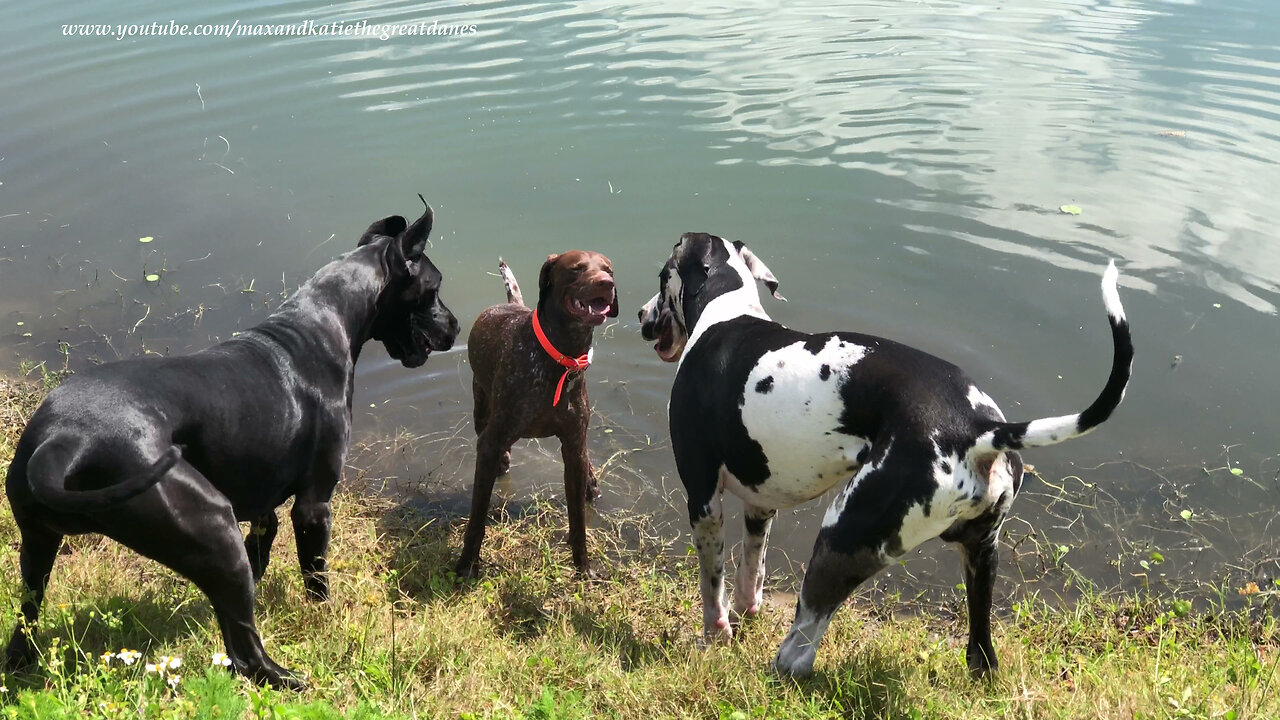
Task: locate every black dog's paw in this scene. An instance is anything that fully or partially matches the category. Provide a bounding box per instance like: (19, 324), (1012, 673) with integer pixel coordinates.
(256, 664), (307, 691)
(303, 574), (329, 602)
(3, 642), (35, 671)
(453, 558), (481, 581)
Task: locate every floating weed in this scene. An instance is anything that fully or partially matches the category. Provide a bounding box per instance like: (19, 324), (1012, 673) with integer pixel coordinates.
(1060, 204), (1083, 215)
(144, 274), (160, 283)
(138, 236), (154, 244)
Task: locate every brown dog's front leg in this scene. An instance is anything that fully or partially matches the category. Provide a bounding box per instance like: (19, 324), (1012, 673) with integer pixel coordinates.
(456, 431), (508, 578)
(558, 428), (593, 575)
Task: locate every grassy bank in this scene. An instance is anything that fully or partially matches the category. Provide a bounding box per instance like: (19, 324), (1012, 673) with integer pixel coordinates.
(0, 375), (1277, 719)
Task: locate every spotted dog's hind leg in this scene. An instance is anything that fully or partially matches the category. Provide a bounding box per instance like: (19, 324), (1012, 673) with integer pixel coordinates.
(732, 503), (776, 621)
(773, 536), (887, 677)
(689, 489), (730, 645)
(773, 460), (910, 677)
(939, 452), (1021, 678)
(941, 516), (1001, 677)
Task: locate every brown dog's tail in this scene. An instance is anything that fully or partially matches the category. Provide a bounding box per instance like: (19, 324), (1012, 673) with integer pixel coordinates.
(26, 438), (181, 512)
(498, 259), (525, 306)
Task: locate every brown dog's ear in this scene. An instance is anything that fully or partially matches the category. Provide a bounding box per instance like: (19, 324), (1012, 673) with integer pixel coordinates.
(608, 287), (620, 317)
(359, 216), (408, 247)
(538, 254), (560, 299)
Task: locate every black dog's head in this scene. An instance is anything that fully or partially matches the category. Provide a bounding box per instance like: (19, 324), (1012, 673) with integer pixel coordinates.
(358, 196), (460, 368)
(639, 233), (783, 363)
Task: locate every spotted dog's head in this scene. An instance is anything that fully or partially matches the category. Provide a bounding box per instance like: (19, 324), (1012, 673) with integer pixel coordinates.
(359, 196), (461, 368)
(639, 233), (783, 363)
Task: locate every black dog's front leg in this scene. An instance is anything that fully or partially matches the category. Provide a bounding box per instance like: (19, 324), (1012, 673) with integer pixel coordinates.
(292, 494), (333, 602)
(245, 512), (279, 585)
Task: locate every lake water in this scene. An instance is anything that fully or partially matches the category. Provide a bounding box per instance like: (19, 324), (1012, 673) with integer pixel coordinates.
(2, 0), (1278, 605)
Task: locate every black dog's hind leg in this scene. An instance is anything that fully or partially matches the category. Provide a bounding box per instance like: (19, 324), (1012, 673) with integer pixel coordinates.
(245, 511), (279, 585)
(3, 523), (63, 669)
(111, 462), (304, 689)
(292, 485), (335, 602)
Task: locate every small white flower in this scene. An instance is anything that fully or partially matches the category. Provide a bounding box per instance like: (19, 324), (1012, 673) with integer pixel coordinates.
(100, 651), (115, 664)
(212, 652), (232, 667)
(167, 674), (181, 688)
(145, 662), (158, 673)
(0, 685), (8, 693)
(118, 649), (141, 666)
(167, 656), (182, 670)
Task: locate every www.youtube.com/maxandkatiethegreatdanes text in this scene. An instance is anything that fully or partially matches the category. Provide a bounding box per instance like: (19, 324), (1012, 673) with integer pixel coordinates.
(62, 19), (478, 42)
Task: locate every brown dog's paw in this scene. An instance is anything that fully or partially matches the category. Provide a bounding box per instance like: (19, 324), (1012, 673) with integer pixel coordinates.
(585, 464), (601, 502)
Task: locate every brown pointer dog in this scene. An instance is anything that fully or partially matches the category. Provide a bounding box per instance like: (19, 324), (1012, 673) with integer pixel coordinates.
(456, 252), (618, 578)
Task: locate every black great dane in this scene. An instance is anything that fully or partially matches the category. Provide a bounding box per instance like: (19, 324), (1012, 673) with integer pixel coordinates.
(639, 233), (1132, 678)
(3, 198), (459, 688)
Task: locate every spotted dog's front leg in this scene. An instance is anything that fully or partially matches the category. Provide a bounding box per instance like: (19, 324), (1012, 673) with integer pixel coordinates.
(690, 491), (730, 645)
(732, 503), (776, 620)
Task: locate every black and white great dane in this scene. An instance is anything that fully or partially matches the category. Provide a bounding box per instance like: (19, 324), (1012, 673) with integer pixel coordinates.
(638, 233), (1132, 678)
(4, 198), (459, 688)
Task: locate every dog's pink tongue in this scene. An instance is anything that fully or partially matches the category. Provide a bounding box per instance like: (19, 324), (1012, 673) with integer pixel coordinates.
(589, 298), (610, 314)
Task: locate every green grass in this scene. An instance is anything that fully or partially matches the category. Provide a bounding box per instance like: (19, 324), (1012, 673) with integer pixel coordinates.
(1, 374), (1278, 718)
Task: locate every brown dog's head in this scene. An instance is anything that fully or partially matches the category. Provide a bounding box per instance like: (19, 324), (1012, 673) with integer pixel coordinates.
(537, 250), (618, 327)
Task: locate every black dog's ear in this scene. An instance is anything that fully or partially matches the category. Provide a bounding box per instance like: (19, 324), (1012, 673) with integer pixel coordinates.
(359, 215), (408, 247)
(608, 287), (620, 317)
(398, 194), (433, 260)
(539, 254), (560, 298)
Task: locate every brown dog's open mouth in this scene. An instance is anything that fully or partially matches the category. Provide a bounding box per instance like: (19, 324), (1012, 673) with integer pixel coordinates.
(566, 291), (614, 326)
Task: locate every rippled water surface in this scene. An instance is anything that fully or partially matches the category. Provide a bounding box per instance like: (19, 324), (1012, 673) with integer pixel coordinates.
(2, 0), (1279, 601)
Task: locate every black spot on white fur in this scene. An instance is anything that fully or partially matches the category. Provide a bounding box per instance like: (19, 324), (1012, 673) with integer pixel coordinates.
(819, 364), (831, 381)
(756, 376), (774, 394)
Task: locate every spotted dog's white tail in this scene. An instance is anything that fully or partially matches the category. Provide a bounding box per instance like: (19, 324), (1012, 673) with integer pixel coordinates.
(497, 259), (525, 306)
(973, 261), (1133, 452)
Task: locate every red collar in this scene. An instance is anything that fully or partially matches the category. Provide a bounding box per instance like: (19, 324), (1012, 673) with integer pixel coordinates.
(532, 309), (592, 407)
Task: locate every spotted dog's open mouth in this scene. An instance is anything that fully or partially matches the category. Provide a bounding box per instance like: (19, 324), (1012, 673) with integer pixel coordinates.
(654, 311), (683, 362)
(565, 288), (615, 326)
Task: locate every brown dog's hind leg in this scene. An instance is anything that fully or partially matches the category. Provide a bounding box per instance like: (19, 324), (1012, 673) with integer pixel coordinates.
(456, 427), (514, 578)
(3, 522), (63, 670)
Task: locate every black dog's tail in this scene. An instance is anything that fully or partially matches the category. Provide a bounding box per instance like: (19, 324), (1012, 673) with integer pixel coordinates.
(973, 261), (1133, 453)
(26, 439), (181, 512)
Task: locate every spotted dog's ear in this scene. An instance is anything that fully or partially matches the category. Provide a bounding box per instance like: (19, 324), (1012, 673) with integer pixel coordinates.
(735, 242), (786, 301)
